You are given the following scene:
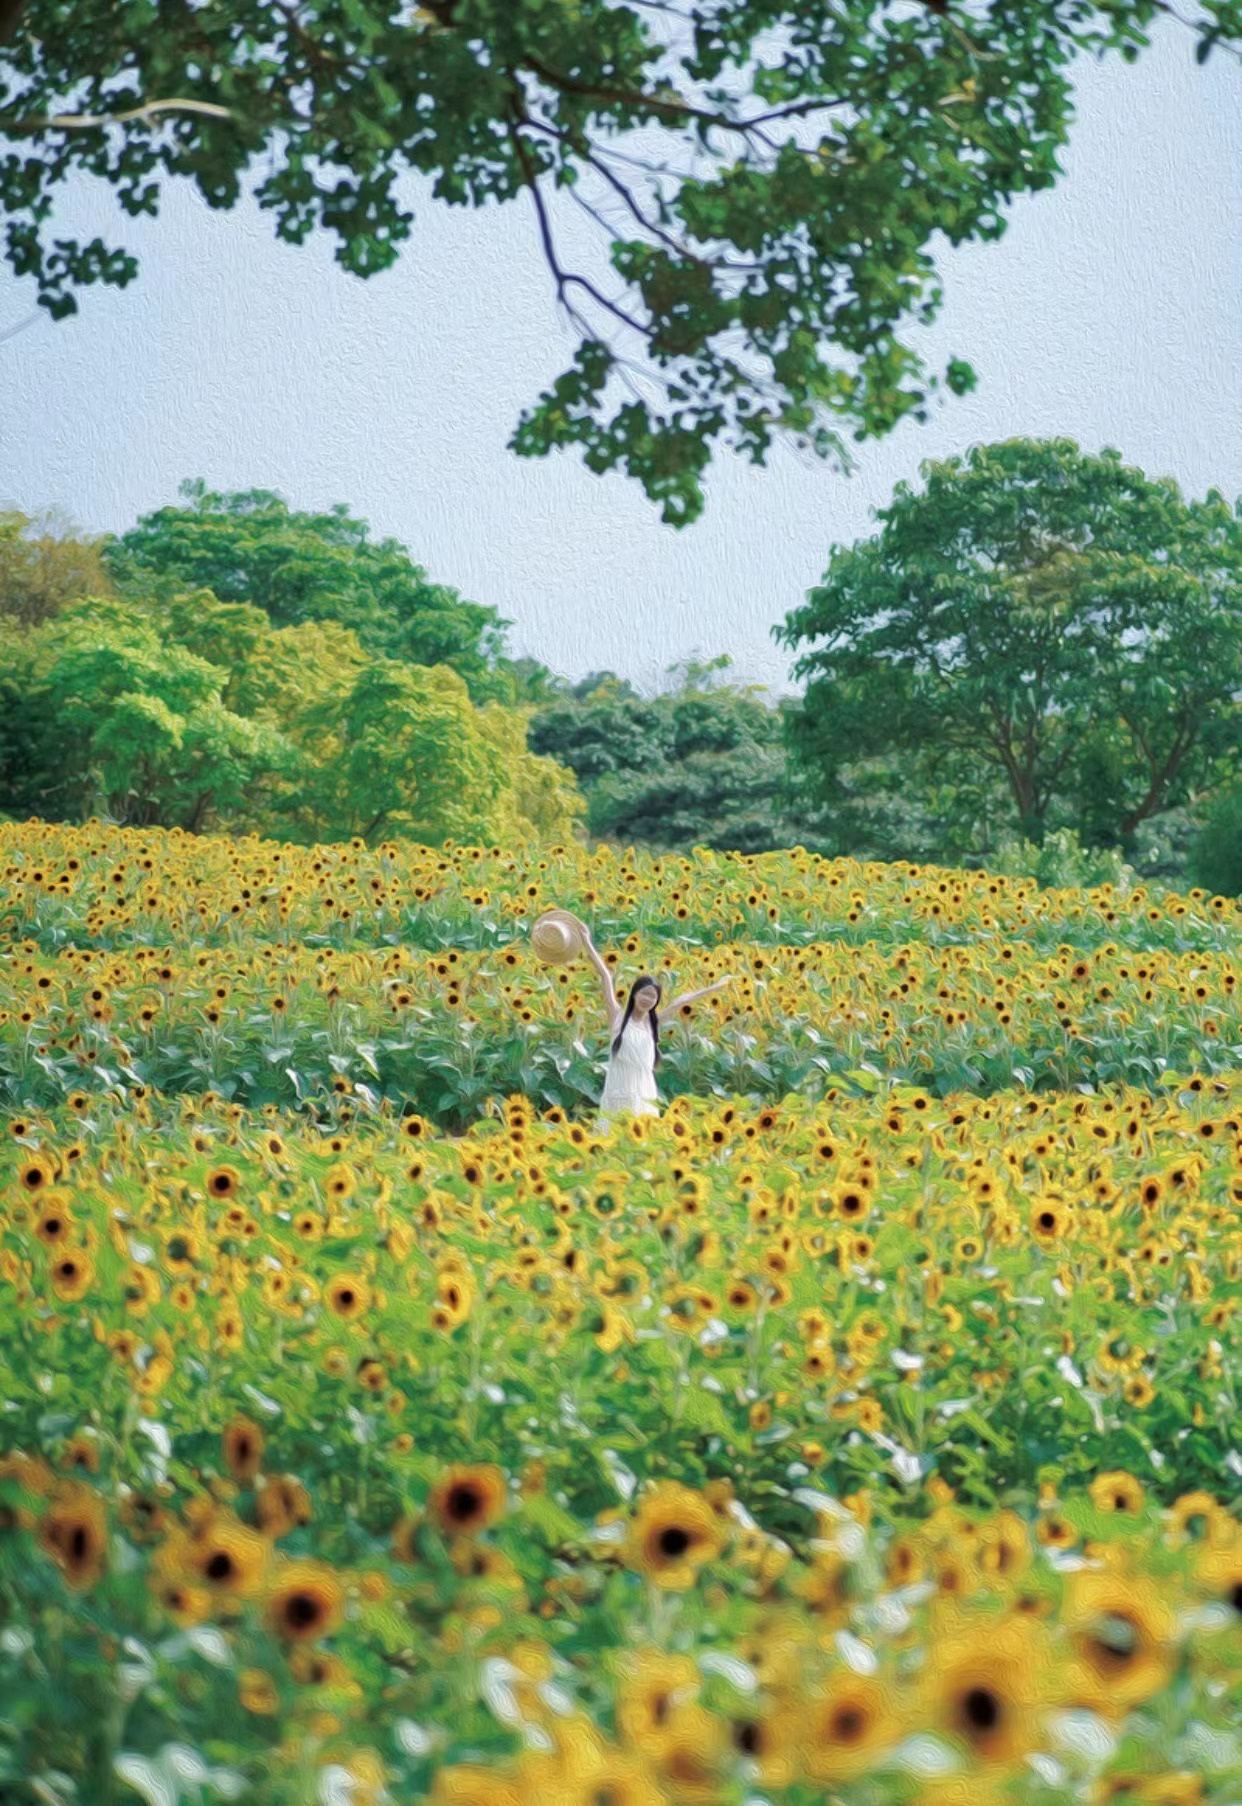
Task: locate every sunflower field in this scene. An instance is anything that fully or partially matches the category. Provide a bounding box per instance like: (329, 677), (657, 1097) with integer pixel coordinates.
(1, 820), (1240, 1806)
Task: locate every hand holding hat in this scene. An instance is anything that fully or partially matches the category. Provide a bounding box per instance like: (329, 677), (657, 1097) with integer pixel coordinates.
(530, 908), (587, 965)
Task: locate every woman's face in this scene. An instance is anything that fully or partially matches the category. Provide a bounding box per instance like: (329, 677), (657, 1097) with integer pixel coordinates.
(631, 984), (659, 1017)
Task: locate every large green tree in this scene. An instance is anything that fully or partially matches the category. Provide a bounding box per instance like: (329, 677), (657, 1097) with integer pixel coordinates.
(3, 594), (291, 827)
(105, 480), (520, 703)
(776, 439), (1242, 850)
(2, 4), (1238, 522)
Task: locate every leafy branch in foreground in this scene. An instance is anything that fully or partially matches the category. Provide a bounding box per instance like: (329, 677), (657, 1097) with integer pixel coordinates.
(1, 1), (1239, 519)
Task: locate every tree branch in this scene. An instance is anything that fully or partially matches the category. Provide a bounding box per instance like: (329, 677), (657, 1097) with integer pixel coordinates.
(0, 97), (233, 136)
(517, 49), (851, 148)
(506, 108), (651, 342)
(1120, 711), (1200, 833)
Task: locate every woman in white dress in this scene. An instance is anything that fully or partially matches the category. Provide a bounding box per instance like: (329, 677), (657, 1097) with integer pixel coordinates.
(577, 921), (733, 1128)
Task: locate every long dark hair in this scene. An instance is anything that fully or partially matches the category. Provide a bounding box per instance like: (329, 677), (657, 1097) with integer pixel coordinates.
(612, 975), (662, 1067)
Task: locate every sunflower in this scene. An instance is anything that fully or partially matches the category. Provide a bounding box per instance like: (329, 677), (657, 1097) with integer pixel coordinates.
(154, 1576), (213, 1627)
(205, 1164), (241, 1200)
(17, 1153), (55, 1193)
(325, 1273), (372, 1320)
(264, 1559), (345, 1644)
(798, 1670), (902, 1785)
(625, 1482), (725, 1591)
(431, 1267), (474, 1331)
(289, 1647), (358, 1692)
(48, 1247), (94, 1301)
(60, 1432), (101, 1475)
(256, 1474), (313, 1539)
(1031, 1198), (1071, 1242)
(1089, 1471), (1146, 1515)
(1192, 1542), (1242, 1618)
(641, 1701), (727, 1803)
(976, 1510), (1032, 1584)
(182, 1511), (271, 1600)
(427, 1464), (507, 1538)
(1036, 1511), (1078, 1551)
(1122, 1373), (1156, 1409)
(1167, 1490), (1228, 1547)
(615, 1649), (700, 1752)
(925, 1611), (1052, 1767)
(34, 1200), (74, 1246)
(222, 1416), (265, 1483)
(39, 1482), (108, 1590)
(1064, 1569), (1174, 1715)
(588, 1302), (631, 1354)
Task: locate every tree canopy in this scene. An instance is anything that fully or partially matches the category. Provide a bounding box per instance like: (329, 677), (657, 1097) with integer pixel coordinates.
(0, 506), (115, 626)
(105, 480), (519, 704)
(0, 520), (586, 843)
(776, 438), (1242, 851)
(2, 2), (1239, 521)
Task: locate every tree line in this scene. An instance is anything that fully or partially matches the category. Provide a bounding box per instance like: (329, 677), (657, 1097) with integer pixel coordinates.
(2, 439), (1240, 892)
(0, 482), (585, 848)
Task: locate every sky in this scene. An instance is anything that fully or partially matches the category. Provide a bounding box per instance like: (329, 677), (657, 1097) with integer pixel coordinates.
(0, 19), (1239, 698)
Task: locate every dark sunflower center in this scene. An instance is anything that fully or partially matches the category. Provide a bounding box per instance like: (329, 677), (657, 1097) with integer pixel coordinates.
(734, 1722), (761, 1755)
(961, 1686), (1001, 1732)
(447, 1483), (482, 1523)
(285, 1591), (321, 1628)
(657, 1526), (692, 1558)
(206, 1551), (236, 1582)
(69, 1526), (90, 1561)
(831, 1706), (865, 1743)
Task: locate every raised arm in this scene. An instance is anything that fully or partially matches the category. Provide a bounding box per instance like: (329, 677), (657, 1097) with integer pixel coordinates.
(579, 923), (622, 1034)
(665, 974), (735, 1017)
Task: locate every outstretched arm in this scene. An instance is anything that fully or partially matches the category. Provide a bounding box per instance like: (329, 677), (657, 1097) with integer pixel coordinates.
(578, 922), (622, 1034)
(665, 974), (735, 1017)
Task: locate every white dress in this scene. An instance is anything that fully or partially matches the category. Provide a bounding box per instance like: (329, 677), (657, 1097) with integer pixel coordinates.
(598, 1015), (661, 1125)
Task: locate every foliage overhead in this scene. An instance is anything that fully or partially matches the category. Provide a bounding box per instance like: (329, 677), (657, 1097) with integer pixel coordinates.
(776, 438), (1242, 850)
(2, 3), (1240, 520)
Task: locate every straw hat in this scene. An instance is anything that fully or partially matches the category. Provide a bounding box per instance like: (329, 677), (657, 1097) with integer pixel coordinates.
(531, 908), (586, 965)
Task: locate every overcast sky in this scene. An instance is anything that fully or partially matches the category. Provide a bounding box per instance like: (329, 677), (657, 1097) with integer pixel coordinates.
(0, 20), (1238, 696)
